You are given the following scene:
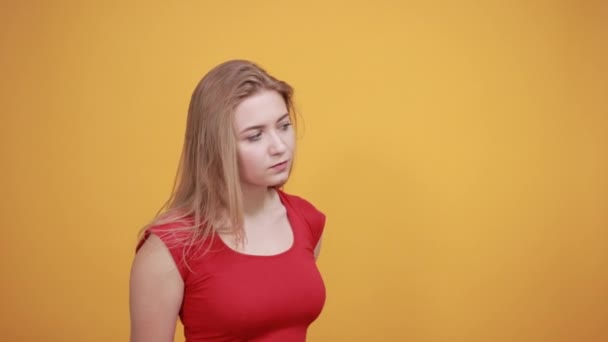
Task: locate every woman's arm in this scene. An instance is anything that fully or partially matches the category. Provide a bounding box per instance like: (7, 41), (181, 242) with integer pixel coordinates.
(129, 234), (184, 342)
(314, 236), (323, 260)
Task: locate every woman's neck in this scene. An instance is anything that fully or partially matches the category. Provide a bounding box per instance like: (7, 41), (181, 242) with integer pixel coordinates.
(240, 184), (277, 217)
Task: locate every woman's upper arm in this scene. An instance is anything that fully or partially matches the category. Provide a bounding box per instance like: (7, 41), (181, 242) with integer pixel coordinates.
(129, 234), (184, 342)
(314, 236), (323, 260)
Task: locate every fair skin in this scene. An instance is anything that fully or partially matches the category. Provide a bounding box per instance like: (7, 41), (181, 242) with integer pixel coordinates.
(129, 90), (322, 342)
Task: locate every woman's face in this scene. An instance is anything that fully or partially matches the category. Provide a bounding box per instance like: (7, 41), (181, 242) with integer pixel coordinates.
(233, 90), (295, 188)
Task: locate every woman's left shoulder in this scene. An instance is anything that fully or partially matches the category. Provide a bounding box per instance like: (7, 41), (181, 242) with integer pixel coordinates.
(278, 189), (326, 237)
(278, 189), (323, 213)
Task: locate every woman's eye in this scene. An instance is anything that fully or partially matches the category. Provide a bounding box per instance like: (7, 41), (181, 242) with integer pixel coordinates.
(247, 132), (262, 141)
(281, 122), (292, 130)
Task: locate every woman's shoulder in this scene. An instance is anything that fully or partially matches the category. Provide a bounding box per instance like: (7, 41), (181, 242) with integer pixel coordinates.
(277, 189), (322, 213)
(277, 189), (326, 239)
(135, 215), (203, 281)
(136, 215), (196, 250)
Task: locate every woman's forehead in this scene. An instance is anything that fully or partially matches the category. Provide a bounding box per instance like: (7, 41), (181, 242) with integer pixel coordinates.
(234, 91), (289, 130)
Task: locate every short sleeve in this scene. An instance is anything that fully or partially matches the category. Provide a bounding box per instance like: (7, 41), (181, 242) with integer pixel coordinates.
(136, 222), (191, 281)
(287, 194), (326, 247)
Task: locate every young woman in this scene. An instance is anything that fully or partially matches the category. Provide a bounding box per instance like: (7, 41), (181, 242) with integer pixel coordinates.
(129, 60), (326, 342)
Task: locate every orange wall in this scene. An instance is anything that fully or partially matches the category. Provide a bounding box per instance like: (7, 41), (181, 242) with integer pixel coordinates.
(1, 1), (606, 341)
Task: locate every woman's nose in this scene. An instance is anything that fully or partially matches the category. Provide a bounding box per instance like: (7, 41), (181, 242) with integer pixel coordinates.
(268, 131), (287, 155)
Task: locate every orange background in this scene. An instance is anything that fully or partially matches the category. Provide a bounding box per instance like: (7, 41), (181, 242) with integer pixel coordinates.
(1, 1), (607, 341)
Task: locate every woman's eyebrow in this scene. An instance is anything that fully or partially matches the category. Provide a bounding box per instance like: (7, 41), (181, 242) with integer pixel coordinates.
(240, 113), (290, 134)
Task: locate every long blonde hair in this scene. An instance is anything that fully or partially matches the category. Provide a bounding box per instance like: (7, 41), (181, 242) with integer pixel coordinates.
(139, 59), (296, 253)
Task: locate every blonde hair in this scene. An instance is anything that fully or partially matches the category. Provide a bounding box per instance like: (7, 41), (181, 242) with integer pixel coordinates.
(139, 59), (296, 254)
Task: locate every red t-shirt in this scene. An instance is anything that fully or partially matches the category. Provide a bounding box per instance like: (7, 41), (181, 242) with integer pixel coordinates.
(136, 190), (326, 341)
